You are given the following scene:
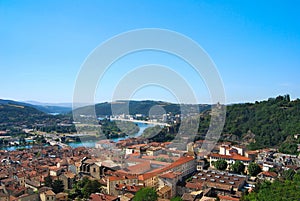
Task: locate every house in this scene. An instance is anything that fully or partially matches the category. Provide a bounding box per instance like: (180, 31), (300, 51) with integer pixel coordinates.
(55, 192), (68, 201)
(210, 153), (252, 169)
(138, 156), (196, 190)
(95, 140), (115, 150)
(49, 166), (63, 177)
(209, 144), (252, 170)
(196, 159), (206, 171)
(12, 193), (39, 201)
(114, 184), (142, 195)
(25, 179), (41, 191)
(218, 195), (240, 201)
(89, 193), (120, 201)
(146, 147), (163, 156)
(80, 158), (118, 179)
(157, 185), (172, 199)
(158, 172), (182, 198)
(119, 193), (134, 201)
(59, 171), (75, 190)
(257, 171), (277, 182)
(262, 162), (274, 172)
(107, 174), (138, 196)
(40, 190), (56, 201)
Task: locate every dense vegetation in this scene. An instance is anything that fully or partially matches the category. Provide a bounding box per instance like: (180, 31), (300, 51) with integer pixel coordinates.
(213, 159), (228, 171)
(133, 187), (158, 201)
(141, 95), (300, 152)
(74, 100), (210, 116)
(220, 95), (300, 150)
(242, 170), (300, 201)
(0, 99), (71, 114)
(1, 95), (300, 152)
(68, 177), (102, 199)
(230, 160), (245, 174)
(247, 162), (262, 176)
(44, 176), (64, 194)
(0, 103), (75, 135)
(99, 119), (139, 138)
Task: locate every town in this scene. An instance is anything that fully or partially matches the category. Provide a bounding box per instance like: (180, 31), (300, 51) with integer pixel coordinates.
(0, 133), (299, 201)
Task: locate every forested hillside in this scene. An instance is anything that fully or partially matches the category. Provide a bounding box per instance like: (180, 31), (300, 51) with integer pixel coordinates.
(1, 95), (300, 152)
(220, 95), (300, 150)
(74, 100), (211, 116)
(0, 103), (75, 135)
(0, 99), (71, 114)
(146, 95), (300, 152)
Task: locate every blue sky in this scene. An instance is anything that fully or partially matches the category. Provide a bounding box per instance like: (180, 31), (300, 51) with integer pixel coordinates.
(0, 0), (299, 104)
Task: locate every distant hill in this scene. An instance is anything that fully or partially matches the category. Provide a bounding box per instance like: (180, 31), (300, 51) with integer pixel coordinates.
(0, 103), (47, 124)
(1, 96), (300, 153)
(0, 100), (75, 135)
(0, 99), (72, 114)
(73, 100), (211, 116)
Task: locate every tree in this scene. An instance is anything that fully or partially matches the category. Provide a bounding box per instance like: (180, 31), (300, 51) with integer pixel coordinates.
(52, 180), (64, 194)
(133, 187), (158, 201)
(242, 171), (300, 201)
(82, 180), (101, 198)
(68, 177), (102, 199)
(247, 162), (262, 176)
(231, 160), (245, 174)
(214, 159), (228, 171)
(44, 175), (52, 187)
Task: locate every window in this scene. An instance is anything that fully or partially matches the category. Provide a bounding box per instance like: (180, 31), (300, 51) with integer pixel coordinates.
(93, 168), (96, 172)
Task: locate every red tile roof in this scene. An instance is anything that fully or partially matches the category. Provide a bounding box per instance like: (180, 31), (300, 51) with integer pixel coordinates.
(218, 195), (240, 201)
(259, 171), (277, 178)
(89, 193), (118, 201)
(138, 156), (194, 181)
(159, 172), (182, 179)
(210, 153), (251, 161)
(185, 182), (202, 190)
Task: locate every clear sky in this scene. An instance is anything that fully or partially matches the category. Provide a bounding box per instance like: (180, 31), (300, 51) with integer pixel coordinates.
(0, 0), (299, 104)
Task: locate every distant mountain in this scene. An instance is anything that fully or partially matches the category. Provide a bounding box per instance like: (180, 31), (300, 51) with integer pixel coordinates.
(24, 100), (72, 108)
(0, 99), (72, 114)
(0, 102), (47, 124)
(0, 100), (75, 135)
(73, 100), (211, 116)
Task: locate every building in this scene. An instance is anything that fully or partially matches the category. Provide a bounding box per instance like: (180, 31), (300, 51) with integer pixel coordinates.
(89, 193), (120, 201)
(210, 153), (252, 169)
(158, 172), (182, 198)
(185, 170), (247, 199)
(40, 190), (56, 201)
(59, 171), (76, 190)
(257, 171), (277, 182)
(107, 174), (138, 196)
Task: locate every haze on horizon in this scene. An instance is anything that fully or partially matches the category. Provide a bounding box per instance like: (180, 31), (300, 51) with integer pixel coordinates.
(1, 1), (300, 104)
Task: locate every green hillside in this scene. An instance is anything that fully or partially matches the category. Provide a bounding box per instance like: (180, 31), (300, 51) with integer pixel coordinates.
(0, 103), (75, 135)
(220, 95), (300, 150)
(0, 99), (71, 114)
(0, 103), (47, 124)
(74, 100), (211, 116)
(1, 96), (300, 153)
(144, 95), (300, 153)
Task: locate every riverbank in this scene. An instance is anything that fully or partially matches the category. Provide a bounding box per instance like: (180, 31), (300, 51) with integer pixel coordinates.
(0, 122), (154, 150)
(110, 118), (170, 126)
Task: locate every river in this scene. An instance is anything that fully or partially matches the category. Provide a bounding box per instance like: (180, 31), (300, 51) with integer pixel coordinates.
(0, 122), (155, 150)
(67, 122), (154, 148)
